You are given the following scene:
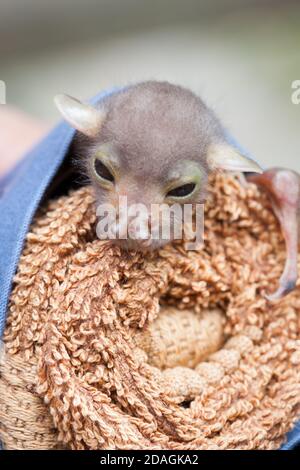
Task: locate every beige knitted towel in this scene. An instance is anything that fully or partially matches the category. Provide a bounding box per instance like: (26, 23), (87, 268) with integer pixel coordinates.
(0, 174), (300, 450)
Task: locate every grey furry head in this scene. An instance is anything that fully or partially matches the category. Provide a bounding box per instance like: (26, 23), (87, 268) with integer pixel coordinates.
(55, 81), (261, 250)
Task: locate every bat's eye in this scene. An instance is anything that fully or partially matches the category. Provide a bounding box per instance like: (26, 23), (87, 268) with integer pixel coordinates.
(93, 158), (114, 183)
(166, 183), (196, 198)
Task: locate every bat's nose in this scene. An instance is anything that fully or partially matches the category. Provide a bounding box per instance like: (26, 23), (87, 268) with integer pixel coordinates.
(112, 210), (152, 242)
(128, 215), (151, 242)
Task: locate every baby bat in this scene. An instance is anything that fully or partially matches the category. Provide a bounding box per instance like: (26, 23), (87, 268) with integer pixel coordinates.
(54, 81), (300, 300)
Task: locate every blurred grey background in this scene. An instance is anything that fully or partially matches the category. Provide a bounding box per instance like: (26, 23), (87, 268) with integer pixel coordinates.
(1, 0), (299, 169)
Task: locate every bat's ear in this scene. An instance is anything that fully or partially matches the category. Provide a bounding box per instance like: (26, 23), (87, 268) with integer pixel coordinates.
(54, 94), (105, 138)
(207, 143), (263, 173)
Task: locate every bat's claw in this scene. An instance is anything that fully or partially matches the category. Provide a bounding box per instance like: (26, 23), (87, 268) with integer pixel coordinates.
(246, 168), (300, 301)
(265, 277), (297, 302)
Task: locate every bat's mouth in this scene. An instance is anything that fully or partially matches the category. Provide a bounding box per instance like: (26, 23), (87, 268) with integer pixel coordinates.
(112, 236), (170, 253)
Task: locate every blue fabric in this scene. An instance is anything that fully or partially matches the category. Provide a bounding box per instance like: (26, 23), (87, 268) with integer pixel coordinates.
(0, 87), (117, 337)
(0, 86), (298, 449)
(281, 422), (300, 450)
(0, 122), (74, 336)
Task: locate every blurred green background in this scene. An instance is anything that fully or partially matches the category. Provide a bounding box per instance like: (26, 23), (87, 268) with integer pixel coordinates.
(1, 0), (299, 169)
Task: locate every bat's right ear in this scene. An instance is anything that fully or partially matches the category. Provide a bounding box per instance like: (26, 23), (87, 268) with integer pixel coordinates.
(54, 94), (105, 138)
(207, 143), (263, 174)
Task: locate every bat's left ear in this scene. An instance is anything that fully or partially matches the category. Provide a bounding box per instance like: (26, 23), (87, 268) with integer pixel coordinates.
(54, 94), (105, 138)
(207, 143), (263, 173)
